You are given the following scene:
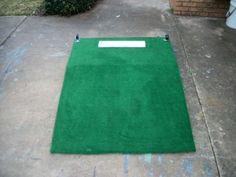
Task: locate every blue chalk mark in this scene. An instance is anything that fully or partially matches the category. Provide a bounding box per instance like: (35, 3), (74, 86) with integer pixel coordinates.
(123, 154), (129, 175)
(144, 154), (152, 163)
(2, 43), (29, 78)
(203, 159), (213, 177)
(182, 159), (193, 176)
(157, 155), (162, 164)
(93, 166), (96, 177)
(149, 170), (154, 177)
(159, 175), (163, 177)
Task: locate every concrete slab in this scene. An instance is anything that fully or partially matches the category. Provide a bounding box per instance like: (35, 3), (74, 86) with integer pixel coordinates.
(0, 16), (26, 45)
(175, 16), (236, 177)
(0, 0), (235, 176)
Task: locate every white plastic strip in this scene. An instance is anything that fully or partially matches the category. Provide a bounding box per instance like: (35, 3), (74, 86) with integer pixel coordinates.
(98, 41), (146, 48)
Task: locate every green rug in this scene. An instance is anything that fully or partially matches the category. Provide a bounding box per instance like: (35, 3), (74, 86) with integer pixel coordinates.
(51, 37), (195, 154)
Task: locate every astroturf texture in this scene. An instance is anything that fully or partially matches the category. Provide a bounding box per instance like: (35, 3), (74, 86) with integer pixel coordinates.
(51, 37), (195, 154)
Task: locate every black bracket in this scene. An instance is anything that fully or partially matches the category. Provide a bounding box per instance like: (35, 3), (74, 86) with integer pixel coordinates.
(165, 34), (169, 41)
(75, 34), (80, 42)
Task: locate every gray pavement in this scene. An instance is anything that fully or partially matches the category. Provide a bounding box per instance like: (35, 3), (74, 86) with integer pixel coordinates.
(0, 0), (235, 176)
(175, 17), (236, 177)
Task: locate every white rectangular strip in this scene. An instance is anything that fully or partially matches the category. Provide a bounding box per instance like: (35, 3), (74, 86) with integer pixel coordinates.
(98, 41), (146, 48)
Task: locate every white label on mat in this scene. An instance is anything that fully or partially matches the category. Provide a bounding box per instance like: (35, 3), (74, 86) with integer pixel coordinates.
(98, 41), (146, 48)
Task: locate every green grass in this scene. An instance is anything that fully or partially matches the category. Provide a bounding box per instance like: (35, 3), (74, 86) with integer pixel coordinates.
(0, 0), (43, 16)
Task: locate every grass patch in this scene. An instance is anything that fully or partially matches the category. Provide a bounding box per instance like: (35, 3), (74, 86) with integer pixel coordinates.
(0, 0), (43, 16)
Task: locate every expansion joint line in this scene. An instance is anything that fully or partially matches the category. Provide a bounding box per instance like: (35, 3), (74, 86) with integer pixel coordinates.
(0, 16), (28, 46)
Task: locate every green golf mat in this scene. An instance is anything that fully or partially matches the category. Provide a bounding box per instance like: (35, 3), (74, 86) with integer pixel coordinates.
(51, 37), (195, 154)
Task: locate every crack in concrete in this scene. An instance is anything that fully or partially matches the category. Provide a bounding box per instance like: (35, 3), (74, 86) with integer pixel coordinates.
(0, 16), (27, 46)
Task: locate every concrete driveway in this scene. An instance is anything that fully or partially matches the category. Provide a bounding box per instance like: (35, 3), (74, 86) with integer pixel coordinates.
(0, 0), (235, 176)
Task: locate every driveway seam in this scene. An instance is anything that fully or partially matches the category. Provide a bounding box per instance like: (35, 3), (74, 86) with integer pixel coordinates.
(172, 15), (221, 177)
(0, 16), (28, 46)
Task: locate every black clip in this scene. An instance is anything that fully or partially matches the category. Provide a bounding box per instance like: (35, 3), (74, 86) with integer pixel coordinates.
(75, 34), (80, 42)
(165, 34), (169, 41)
